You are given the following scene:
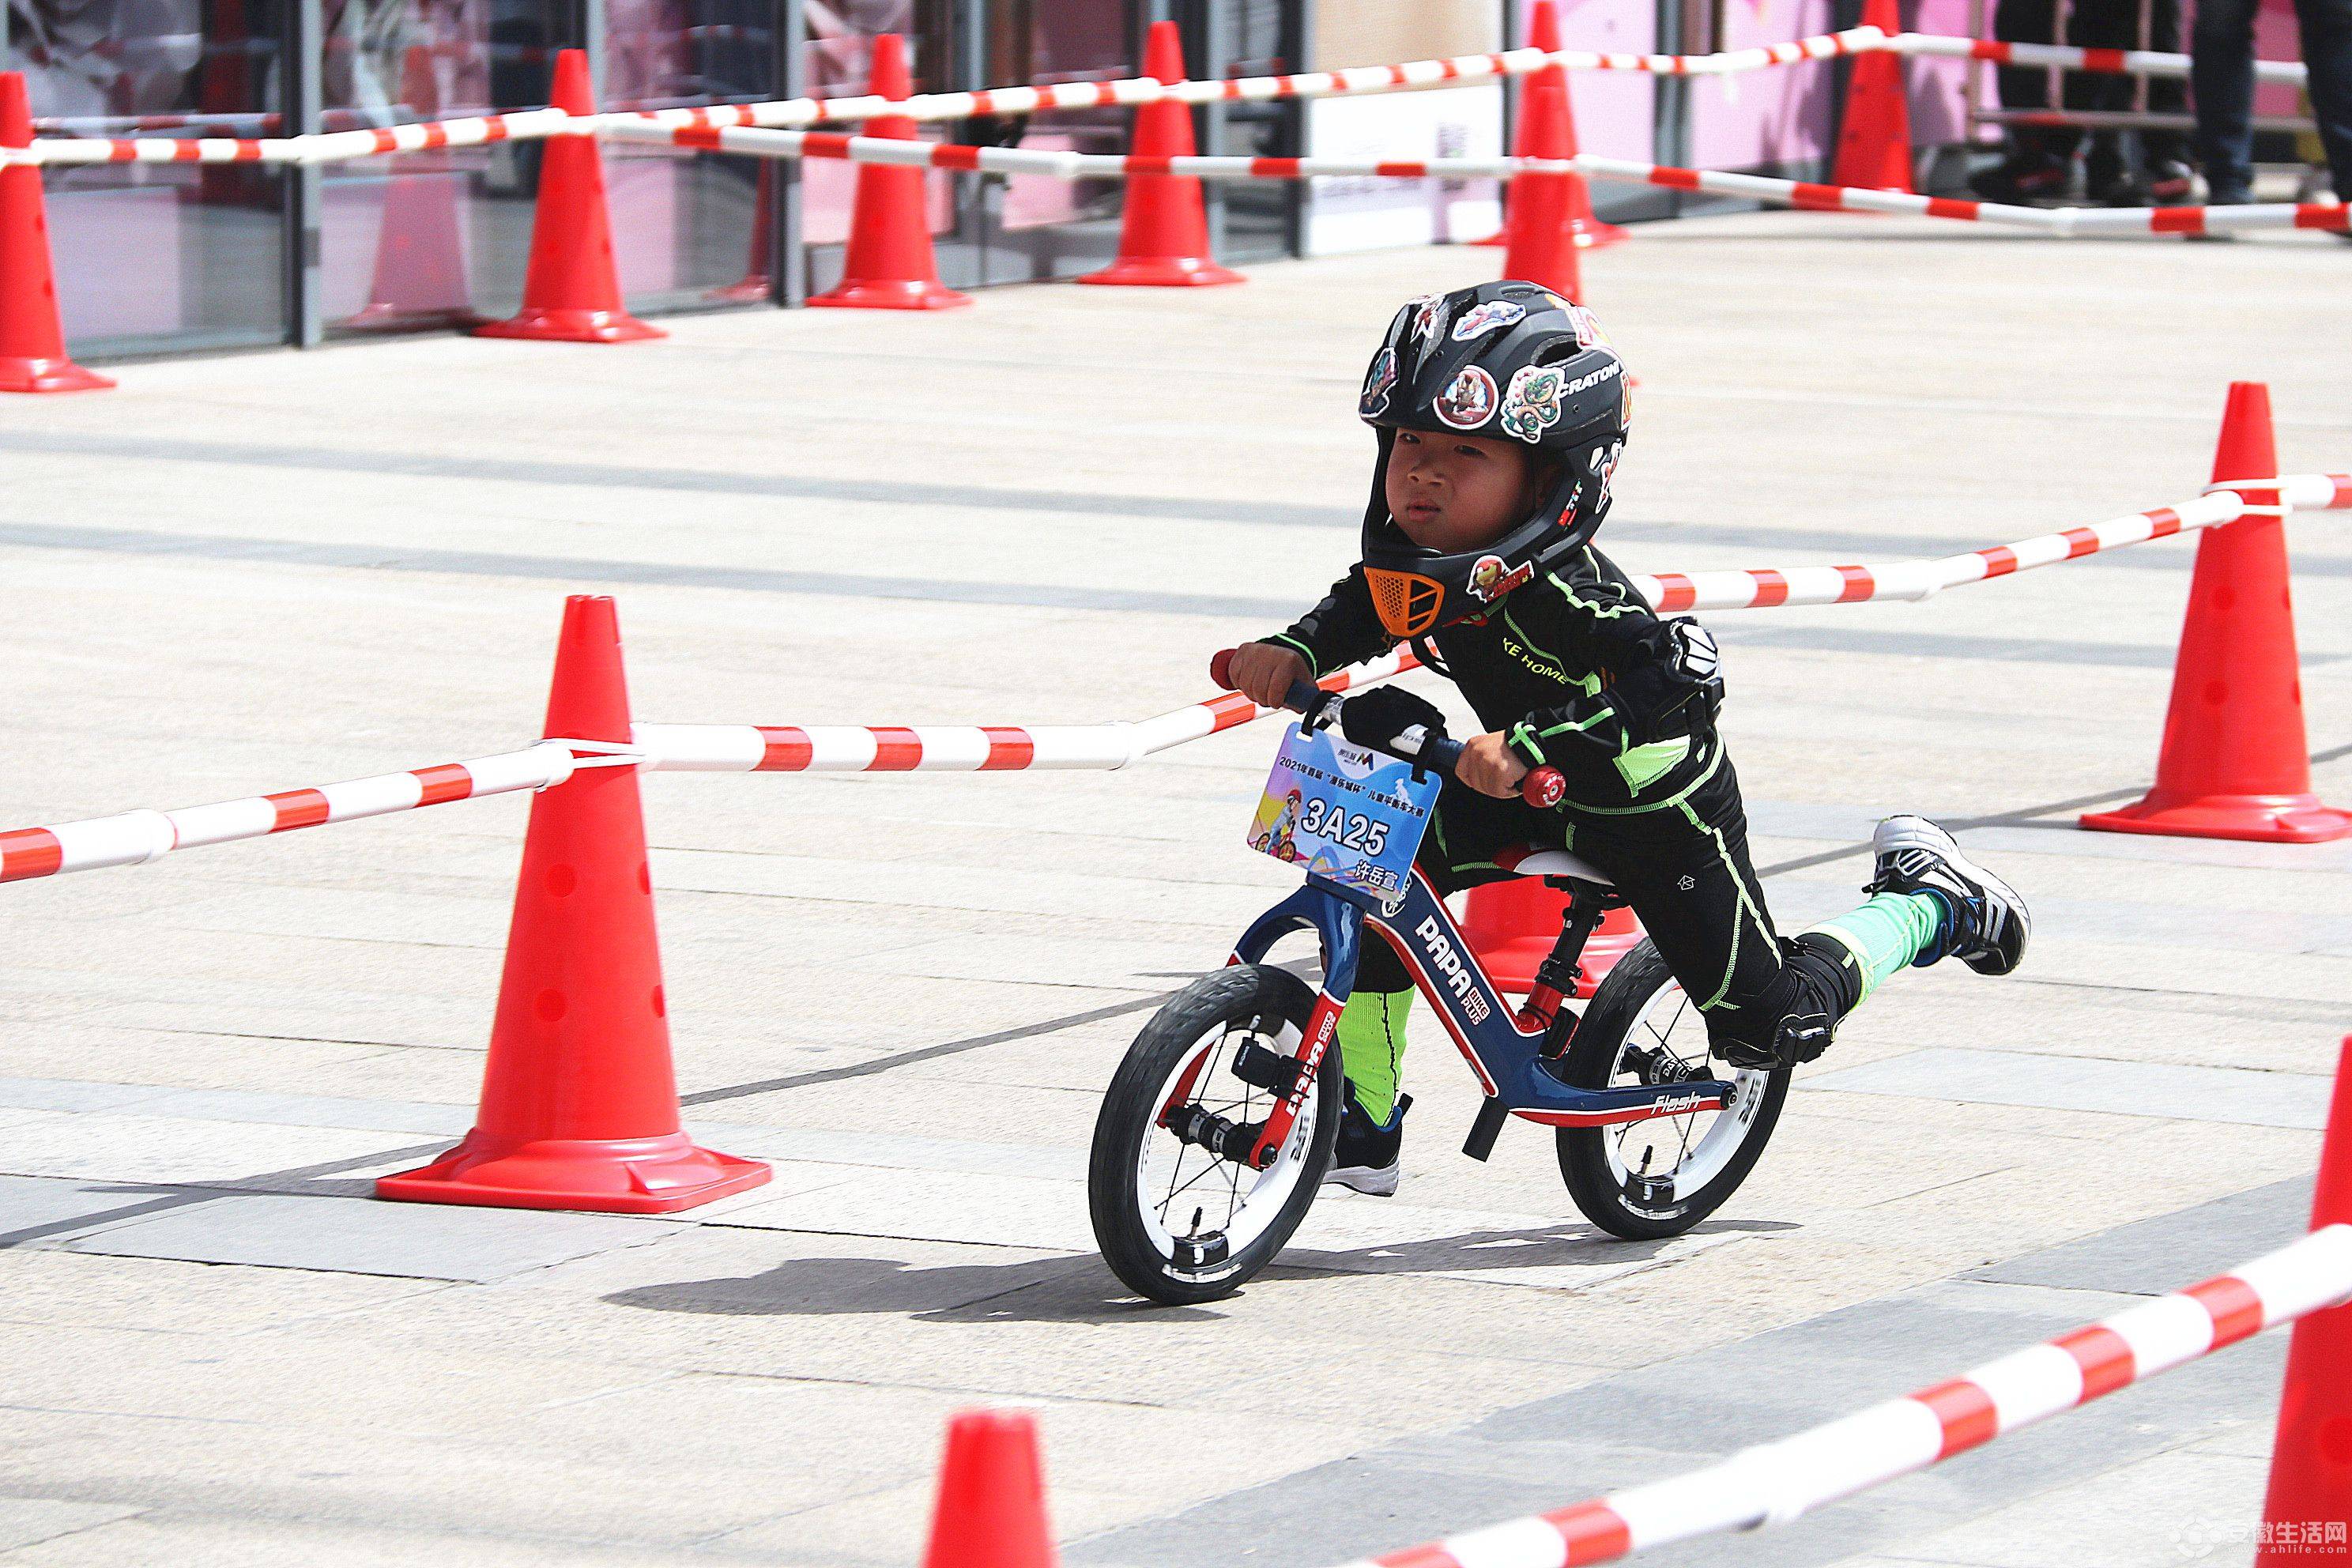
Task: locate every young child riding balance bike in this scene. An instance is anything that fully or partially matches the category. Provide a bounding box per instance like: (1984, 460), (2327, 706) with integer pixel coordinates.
(1221, 281), (2032, 1197)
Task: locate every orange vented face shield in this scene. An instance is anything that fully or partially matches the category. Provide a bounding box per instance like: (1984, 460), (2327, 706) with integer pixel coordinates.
(1365, 568), (1446, 638)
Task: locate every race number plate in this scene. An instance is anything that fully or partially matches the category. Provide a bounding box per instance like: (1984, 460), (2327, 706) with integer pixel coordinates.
(1246, 722), (1440, 902)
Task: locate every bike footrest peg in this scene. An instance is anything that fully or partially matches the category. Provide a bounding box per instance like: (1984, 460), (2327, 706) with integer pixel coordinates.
(1462, 1096), (1510, 1163)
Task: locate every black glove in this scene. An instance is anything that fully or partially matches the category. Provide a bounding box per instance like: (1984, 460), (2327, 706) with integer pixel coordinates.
(1339, 685), (1448, 755)
(1607, 620), (1724, 744)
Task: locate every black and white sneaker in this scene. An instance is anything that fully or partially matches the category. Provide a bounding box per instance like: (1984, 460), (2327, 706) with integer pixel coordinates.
(1866, 816), (2030, 976)
(1325, 1094), (1410, 1197)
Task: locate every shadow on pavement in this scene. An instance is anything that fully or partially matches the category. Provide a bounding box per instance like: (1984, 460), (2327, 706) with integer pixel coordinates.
(601, 1218), (1790, 1325)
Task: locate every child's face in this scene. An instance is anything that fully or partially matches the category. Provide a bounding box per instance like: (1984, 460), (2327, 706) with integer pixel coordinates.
(1383, 428), (1538, 553)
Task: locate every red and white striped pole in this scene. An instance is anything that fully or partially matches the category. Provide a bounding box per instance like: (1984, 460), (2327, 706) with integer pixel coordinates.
(1332, 1223), (2352, 1568)
(2256, 1035), (2352, 1562)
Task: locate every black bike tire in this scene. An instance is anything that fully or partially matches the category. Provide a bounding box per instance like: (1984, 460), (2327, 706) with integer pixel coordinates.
(1553, 940), (1790, 1241)
(1088, 966), (1342, 1305)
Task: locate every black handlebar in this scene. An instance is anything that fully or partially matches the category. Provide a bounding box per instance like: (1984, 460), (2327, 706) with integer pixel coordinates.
(1212, 650), (1566, 810)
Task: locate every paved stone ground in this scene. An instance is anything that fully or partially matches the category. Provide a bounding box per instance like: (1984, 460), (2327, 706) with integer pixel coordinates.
(0, 212), (2347, 1567)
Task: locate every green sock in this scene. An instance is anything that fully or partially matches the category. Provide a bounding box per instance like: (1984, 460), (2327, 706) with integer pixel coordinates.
(1335, 987), (1413, 1119)
(1804, 891), (1947, 1006)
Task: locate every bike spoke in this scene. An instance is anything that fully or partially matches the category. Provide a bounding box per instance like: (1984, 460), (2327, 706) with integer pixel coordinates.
(1157, 1152), (1241, 1219)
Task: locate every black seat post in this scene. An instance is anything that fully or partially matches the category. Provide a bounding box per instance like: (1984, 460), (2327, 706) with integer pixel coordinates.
(1537, 880), (1609, 993)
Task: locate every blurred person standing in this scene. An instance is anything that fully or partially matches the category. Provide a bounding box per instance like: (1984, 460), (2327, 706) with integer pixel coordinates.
(1974, 0), (2196, 202)
(2192, 0), (2352, 204)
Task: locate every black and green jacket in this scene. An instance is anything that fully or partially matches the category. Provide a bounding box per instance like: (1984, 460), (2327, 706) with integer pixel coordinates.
(1265, 545), (1721, 816)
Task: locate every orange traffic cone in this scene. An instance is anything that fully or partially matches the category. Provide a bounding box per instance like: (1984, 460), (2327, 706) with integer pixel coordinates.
(1461, 881), (1642, 998)
(344, 45), (479, 331)
(1474, 1), (1625, 250)
(1078, 21), (1242, 288)
(0, 72), (112, 394)
(808, 34), (969, 310)
(2253, 1035), (2352, 1566)
(1831, 0), (1915, 193)
(475, 49), (663, 343)
(2082, 384), (2352, 842)
(1499, 66), (1584, 303)
(920, 1410), (1057, 1568)
(376, 597), (769, 1213)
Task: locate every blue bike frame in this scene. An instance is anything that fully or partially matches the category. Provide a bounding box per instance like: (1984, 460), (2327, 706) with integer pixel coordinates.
(1232, 866), (1736, 1144)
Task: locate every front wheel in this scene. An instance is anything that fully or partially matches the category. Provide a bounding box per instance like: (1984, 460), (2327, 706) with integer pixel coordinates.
(1088, 965), (1341, 1305)
(1554, 940), (1789, 1240)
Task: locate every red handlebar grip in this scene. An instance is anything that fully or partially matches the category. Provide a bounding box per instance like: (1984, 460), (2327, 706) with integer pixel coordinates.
(1521, 767), (1566, 808)
(1210, 648), (1238, 691)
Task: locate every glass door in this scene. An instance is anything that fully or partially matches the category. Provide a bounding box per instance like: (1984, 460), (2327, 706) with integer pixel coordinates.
(1188, 0), (1300, 264)
(967, 0), (1132, 284)
(315, 0), (569, 335)
(604, 0), (779, 311)
(9, 0), (289, 354)
(800, 0), (959, 296)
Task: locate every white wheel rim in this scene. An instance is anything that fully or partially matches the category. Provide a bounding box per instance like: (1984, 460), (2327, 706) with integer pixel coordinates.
(1133, 1014), (1313, 1280)
(1599, 979), (1769, 1212)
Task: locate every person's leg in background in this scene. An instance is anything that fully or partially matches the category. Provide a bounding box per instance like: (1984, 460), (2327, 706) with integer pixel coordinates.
(2290, 0), (2352, 200)
(2140, 0), (2197, 199)
(2068, 0), (2139, 201)
(1977, 0), (2082, 198)
(2192, 0), (2262, 202)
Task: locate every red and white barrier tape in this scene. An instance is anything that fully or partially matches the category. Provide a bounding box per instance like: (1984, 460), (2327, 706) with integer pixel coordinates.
(3, 475), (2342, 878)
(629, 27), (1886, 136)
(9, 106), (577, 167)
(630, 646), (1420, 774)
(1634, 474), (2352, 612)
(2, 28), (1885, 166)
(594, 119), (2352, 239)
(630, 475), (2350, 775)
(1336, 1223), (2352, 1568)
(1895, 31), (2307, 85)
(0, 743), (575, 886)
(9, 28), (2307, 168)
(0, 652), (1419, 886)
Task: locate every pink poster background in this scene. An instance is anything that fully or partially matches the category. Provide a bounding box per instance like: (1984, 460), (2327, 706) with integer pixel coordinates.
(1905, 0), (1980, 145)
(1690, 0), (1841, 166)
(1535, 0), (1659, 160)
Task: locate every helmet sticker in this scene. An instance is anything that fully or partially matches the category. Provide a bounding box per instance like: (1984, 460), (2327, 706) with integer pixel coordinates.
(1410, 294), (1449, 345)
(1563, 303), (1611, 349)
(1497, 363), (1566, 443)
(1449, 299), (1525, 342)
(1466, 553), (1535, 603)
(1432, 365), (1498, 430)
(1360, 347), (1397, 417)
(1591, 439), (1624, 513)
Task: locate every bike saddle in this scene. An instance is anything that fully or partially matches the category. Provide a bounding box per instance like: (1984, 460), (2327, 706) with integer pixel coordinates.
(1494, 844), (1615, 887)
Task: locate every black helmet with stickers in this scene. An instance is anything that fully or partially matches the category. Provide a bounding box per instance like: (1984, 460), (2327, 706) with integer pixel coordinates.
(1354, 280), (1630, 640)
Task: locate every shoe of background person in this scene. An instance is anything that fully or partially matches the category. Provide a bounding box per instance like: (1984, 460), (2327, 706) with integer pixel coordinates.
(1325, 1092), (1411, 1197)
(2086, 145), (2135, 205)
(1865, 816), (2030, 976)
(1969, 153), (2071, 204)
(2090, 172), (2149, 206)
(2145, 160), (2196, 204)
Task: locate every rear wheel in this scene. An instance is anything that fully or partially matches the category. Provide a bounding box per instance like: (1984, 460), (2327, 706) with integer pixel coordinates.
(1554, 940), (1788, 1240)
(1088, 966), (1340, 1305)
